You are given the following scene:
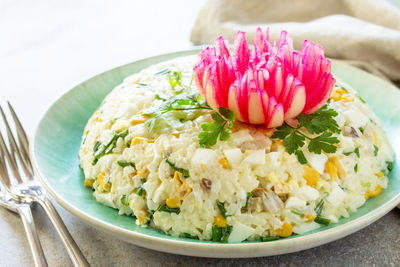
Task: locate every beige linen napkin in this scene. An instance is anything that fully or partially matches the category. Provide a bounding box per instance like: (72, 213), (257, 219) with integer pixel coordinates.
(191, 0), (400, 84)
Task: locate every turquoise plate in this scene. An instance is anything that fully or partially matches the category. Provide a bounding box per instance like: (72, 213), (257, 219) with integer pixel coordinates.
(31, 49), (400, 258)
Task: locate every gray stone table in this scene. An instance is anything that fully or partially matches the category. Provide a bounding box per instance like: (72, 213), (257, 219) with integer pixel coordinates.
(1, 0), (399, 266)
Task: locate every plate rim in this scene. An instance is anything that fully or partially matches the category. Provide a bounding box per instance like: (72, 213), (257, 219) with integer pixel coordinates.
(30, 49), (400, 258)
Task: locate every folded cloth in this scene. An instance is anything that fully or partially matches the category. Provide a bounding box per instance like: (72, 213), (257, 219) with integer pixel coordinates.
(190, 0), (400, 83)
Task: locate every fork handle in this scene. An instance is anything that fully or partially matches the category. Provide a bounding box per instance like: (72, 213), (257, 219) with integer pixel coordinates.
(36, 195), (90, 267)
(17, 205), (48, 267)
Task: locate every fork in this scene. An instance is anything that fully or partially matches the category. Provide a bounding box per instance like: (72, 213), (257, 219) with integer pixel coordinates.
(0, 103), (89, 267)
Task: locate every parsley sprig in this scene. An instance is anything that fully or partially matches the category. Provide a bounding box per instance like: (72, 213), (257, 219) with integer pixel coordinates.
(199, 107), (235, 147)
(272, 105), (341, 164)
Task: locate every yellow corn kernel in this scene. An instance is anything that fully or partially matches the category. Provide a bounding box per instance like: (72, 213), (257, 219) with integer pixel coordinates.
(137, 215), (149, 225)
(84, 179), (94, 188)
(173, 171), (181, 182)
(368, 184), (382, 198)
(130, 115), (147, 125)
(330, 156), (346, 179)
(137, 169), (149, 179)
(218, 158), (230, 169)
(131, 137), (146, 146)
(214, 214), (227, 228)
(376, 172), (384, 178)
(303, 214), (315, 223)
(372, 130), (378, 145)
(303, 165), (319, 186)
(97, 172), (111, 191)
(97, 117), (103, 122)
(276, 222), (293, 237)
(325, 161), (338, 181)
(166, 197), (180, 208)
(84, 129), (89, 135)
(172, 132), (180, 138)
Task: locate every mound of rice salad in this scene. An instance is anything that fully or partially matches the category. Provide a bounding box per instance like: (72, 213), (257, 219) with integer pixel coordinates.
(79, 31), (394, 243)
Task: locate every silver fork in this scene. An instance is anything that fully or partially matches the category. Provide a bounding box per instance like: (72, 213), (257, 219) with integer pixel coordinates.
(0, 103), (89, 267)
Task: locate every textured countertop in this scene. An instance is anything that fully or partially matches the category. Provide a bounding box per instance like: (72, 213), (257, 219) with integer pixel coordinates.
(1, 1), (400, 266)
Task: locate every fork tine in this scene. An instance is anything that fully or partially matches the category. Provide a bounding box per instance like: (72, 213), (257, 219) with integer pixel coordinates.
(7, 102), (33, 175)
(0, 105), (33, 179)
(0, 129), (20, 186)
(0, 145), (11, 189)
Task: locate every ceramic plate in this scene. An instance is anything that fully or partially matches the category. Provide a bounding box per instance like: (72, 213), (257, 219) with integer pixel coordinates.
(31, 49), (400, 258)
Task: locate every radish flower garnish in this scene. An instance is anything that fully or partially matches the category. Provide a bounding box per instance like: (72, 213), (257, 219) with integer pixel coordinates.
(193, 28), (336, 128)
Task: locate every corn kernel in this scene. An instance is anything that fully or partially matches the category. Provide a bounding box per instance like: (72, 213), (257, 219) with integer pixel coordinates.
(303, 165), (319, 186)
(173, 171), (181, 182)
(214, 214), (227, 228)
(330, 88), (354, 102)
(84, 179), (94, 188)
(325, 161), (338, 181)
(130, 115), (147, 125)
(137, 169), (149, 179)
(303, 214), (315, 223)
(137, 215), (149, 225)
(97, 117), (103, 122)
(276, 222), (293, 237)
(97, 172), (111, 191)
(367, 184), (382, 198)
(376, 172), (384, 178)
(330, 156), (346, 178)
(372, 130), (378, 145)
(84, 129), (89, 135)
(166, 197), (180, 208)
(218, 158), (230, 169)
(131, 137), (146, 146)
(172, 132), (180, 138)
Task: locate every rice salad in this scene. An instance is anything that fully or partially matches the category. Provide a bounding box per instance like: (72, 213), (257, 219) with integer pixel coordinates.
(79, 55), (394, 243)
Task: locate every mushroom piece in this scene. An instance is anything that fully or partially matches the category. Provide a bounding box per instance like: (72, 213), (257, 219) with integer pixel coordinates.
(249, 188), (284, 213)
(241, 132), (272, 152)
(201, 178), (212, 191)
(343, 126), (359, 137)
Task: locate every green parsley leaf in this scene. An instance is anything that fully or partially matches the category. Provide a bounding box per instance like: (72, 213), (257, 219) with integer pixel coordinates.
(199, 107), (235, 147)
(386, 161), (393, 172)
(354, 163), (358, 173)
(297, 104), (340, 134)
(308, 132), (339, 154)
(295, 150), (308, 164)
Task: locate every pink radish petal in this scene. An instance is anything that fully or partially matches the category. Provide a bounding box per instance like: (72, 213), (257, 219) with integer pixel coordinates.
(193, 28), (335, 128)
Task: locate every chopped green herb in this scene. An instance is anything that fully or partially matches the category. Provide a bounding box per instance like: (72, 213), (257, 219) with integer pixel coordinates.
(168, 71), (183, 93)
(82, 131), (89, 145)
(354, 147), (360, 158)
(157, 204), (180, 214)
(343, 151), (353, 156)
(117, 161), (136, 169)
(111, 118), (118, 125)
(181, 233), (199, 239)
(260, 236), (279, 242)
(358, 95), (366, 103)
(199, 107), (235, 147)
(154, 94), (167, 101)
(315, 199), (325, 217)
(212, 225), (232, 243)
(93, 141), (101, 152)
(154, 68), (170, 76)
(136, 179), (146, 196)
(217, 202), (227, 218)
(373, 145), (379, 156)
(362, 181), (371, 188)
(125, 140), (131, 148)
(386, 161), (393, 172)
(272, 105), (340, 158)
(243, 192), (253, 210)
(291, 210), (303, 216)
(359, 127), (364, 134)
(138, 83), (148, 87)
(120, 195), (130, 206)
(354, 163), (358, 173)
(166, 159), (189, 178)
(92, 130), (129, 165)
(315, 216), (331, 226)
(340, 86), (349, 93)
